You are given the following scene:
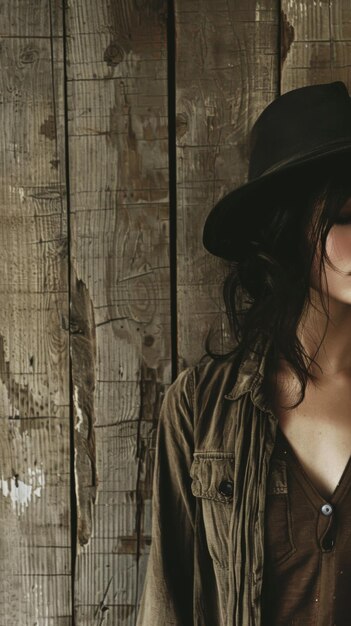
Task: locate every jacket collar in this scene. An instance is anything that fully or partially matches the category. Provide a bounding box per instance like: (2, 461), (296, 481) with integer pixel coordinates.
(224, 335), (275, 415)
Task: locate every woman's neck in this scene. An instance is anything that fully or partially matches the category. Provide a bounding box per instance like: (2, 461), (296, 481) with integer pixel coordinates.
(296, 287), (351, 378)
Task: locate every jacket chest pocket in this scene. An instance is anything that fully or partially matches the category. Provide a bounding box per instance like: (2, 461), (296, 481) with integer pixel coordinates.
(190, 452), (235, 570)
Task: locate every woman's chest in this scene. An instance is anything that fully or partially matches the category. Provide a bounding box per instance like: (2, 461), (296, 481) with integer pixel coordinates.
(270, 371), (351, 500)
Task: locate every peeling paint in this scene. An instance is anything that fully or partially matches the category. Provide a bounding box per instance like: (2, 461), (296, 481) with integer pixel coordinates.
(74, 385), (84, 432)
(0, 466), (45, 514)
(18, 186), (25, 202)
(255, 1), (261, 22)
(0, 332), (51, 426)
(8, 185), (25, 201)
(281, 10), (295, 68)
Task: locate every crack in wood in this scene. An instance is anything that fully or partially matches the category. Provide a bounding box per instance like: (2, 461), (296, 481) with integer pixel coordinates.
(70, 268), (98, 549)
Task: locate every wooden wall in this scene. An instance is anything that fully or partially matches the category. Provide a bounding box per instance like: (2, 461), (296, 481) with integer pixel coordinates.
(0, 0), (350, 623)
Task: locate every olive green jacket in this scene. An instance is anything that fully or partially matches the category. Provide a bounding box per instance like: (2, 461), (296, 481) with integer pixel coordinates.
(136, 338), (279, 626)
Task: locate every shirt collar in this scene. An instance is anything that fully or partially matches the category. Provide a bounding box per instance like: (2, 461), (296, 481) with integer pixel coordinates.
(224, 334), (274, 414)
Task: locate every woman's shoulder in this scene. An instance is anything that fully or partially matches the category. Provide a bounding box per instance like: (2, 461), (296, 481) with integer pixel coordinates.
(165, 351), (243, 410)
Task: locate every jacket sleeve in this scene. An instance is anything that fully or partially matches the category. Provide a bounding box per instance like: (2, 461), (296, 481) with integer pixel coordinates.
(136, 366), (196, 626)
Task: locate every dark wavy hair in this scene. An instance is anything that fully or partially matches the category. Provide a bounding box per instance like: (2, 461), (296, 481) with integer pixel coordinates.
(205, 153), (351, 410)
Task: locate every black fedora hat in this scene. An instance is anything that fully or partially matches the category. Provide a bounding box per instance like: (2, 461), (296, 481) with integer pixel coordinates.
(202, 81), (351, 262)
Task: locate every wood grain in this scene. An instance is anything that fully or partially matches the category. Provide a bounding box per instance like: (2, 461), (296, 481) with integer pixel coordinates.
(175, 0), (279, 366)
(281, 0), (351, 90)
(1, 1), (350, 623)
(0, 1), (71, 623)
(65, 1), (170, 623)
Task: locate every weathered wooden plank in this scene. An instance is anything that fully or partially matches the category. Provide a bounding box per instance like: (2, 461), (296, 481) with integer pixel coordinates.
(0, 0), (62, 37)
(281, 0), (351, 90)
(175, 0), (280, 366)
(0, 2), (71, 624)
(65, 1), (170, 623)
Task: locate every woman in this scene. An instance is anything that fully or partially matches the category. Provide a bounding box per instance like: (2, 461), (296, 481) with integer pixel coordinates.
(136, 81), (351, 626)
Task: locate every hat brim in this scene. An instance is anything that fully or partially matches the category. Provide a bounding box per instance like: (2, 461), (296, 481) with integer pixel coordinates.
(203, 141), (351, 262)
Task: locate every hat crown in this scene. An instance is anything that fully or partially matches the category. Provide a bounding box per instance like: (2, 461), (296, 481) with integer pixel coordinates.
(203, 80), (351, 262)
(248, 81), (351, 180)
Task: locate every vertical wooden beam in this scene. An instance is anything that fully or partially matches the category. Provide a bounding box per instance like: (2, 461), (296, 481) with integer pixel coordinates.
(281, 0), (351, 91)
(0, 1), (71, 623)
(175, 0), (280, 367)
(65, 1), (170, 623)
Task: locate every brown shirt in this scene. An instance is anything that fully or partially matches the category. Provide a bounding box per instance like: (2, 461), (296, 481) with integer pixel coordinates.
(261, 424), (351, 625)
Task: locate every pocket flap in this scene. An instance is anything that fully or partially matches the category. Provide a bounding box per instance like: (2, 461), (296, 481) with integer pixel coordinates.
(190, 452), (235, 503)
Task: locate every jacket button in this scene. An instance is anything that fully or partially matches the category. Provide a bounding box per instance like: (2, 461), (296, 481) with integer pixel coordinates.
(321, 503), (333, 516)
(218, 479), (234, 497)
